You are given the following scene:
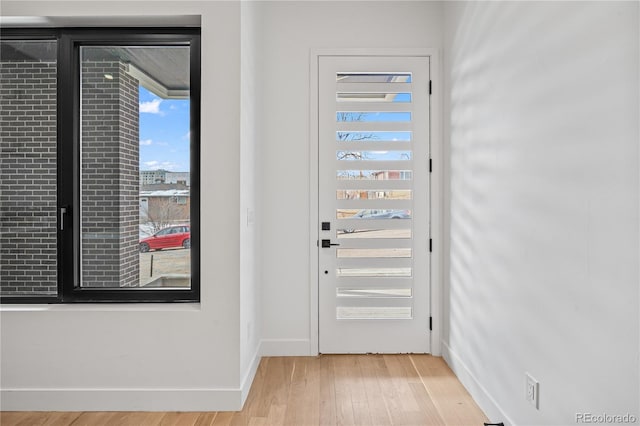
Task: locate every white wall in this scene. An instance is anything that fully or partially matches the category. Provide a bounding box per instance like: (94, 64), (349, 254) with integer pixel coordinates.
(443, 2), (639, 424)
(0, 1), (255, 411)
(239, 0), (263, 401)
(258, 0), (445, 355)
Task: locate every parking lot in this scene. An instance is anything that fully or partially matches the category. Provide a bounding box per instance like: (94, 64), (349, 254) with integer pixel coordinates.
(139, 248), (190, 287)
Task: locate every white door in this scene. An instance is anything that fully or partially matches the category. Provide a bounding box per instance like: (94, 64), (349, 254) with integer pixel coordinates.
(318, 55), (431, 353)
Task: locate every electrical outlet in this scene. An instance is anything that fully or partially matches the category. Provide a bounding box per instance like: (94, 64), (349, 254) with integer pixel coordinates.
(525, 373), (539, 409)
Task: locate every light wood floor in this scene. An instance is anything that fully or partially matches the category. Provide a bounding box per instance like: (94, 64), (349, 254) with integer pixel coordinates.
(1, 355), (488, 426)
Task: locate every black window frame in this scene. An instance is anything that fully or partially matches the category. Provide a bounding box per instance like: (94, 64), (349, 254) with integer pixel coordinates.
(0, 27), (201, 304)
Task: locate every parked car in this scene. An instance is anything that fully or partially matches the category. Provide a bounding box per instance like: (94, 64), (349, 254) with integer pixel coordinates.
(350, 209), (410, 219)
(339, 209), (410, 234)
(139, 225), (190, 253)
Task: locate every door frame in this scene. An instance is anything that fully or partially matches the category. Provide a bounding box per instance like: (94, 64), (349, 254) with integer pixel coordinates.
(308, 48), (443, 356)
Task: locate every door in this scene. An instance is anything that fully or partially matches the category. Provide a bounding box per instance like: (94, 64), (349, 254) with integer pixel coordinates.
(318, 55), (431, 353)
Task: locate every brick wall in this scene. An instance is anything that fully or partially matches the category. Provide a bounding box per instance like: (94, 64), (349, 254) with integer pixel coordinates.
(81, 60), (140, 287)
(117, 63), (140, 287)
(0, 59), (58, 295)
(1, 53), (141, 293)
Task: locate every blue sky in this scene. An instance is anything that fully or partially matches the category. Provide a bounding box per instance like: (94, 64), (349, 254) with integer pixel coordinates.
(137, 88), (409, 170)
(139, 86), (190, 172)
(336, 103), (413, 161)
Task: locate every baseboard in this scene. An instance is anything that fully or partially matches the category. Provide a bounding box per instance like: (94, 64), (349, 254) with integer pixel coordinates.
(240, 343), (262, 406)
(2, 342), (303, 412)
(442, 341), (514, 426)
(259, 338), (311, 356)
(0, 388), (244, 412)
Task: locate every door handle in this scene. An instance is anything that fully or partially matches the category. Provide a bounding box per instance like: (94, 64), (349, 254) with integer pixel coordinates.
(321, 239), (340, 248)
(60, 206), (69, 231)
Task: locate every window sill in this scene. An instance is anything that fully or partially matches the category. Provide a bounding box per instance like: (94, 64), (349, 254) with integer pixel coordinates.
(0, 303), (201, 312)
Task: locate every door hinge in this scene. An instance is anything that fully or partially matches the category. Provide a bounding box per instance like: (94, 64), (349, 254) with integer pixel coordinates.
(429, 158), (432, 173)
(429, 238), (432, 252)
(429, 80), (432, 95)
(429, 316), (433, 331)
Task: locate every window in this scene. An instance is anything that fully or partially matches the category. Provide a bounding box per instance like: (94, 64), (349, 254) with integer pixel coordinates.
(173, 196), (188, 205)
(0, 28), (200, 303)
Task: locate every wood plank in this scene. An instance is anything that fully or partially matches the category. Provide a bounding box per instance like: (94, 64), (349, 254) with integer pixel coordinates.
(408, 382), (447, 426)
(318, 356), (337, 426)
(210, 412), (234, 426)
(6, 412), (77, 426)
(247, 416), (267, 426)
(356, 354), (392, 426)
(41, 412), (84, 426)
(193, 412), (218, 426)
(227, 411), (250, 426)
(261, 357), (292, 408)
(158, 412), (202, 426)
(381, 353), (428, 425)
(68, 412), (114, 426)
(105, 412), (166, 426)
(337, 355), (374, 426)
(410, 354), (489, 425)
(331, 355), (357, 425)
(265, 404), (286, 426)
(283, 357), (320, 426)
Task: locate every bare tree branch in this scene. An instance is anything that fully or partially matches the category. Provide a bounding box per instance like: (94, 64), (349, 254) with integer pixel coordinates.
(141, 197), (186, 233)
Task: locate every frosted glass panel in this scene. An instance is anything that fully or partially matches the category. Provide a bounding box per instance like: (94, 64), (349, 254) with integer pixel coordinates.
(337, 228), (412, 239)
(337, 190), (412, 200)
(337, 209), (411, 219)
(337, 92), (412, 103)
(337, 288), (412, 298)
(336, 268), (412, 277)
(337, 248), (412, 258)
(337, 170), (412, 180)
(337, 151), (412, 161)
(337, 307), (412, 320)
(337, 131), (411, 142)
(336, 73), (412, 83)
(336, 112), (411, 122)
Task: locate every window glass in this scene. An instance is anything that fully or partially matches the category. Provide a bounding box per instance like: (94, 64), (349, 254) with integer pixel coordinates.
(0, 39), (58, 298)
(80, 45), (192, 290)
(336, 73), (412, 83)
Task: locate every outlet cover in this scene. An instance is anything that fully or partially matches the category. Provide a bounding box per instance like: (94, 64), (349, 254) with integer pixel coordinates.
(525, 373), (539, 409)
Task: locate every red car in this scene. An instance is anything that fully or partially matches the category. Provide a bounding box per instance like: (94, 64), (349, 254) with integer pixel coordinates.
(139, 225), (190, 252)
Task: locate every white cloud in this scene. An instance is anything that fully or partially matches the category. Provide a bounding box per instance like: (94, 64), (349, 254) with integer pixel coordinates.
(158, 161), (179, 171)
(182, 131), (191, 140)
(141, 139), (168, 147)
(142, 160), (179, 171)
(139, 99), (162, 114)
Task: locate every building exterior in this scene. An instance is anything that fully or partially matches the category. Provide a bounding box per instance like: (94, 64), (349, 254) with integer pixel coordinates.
(166, 171), (190, 186)
(141, 170), (190, 186)
(140, 184), (190, 233)
(140, 169), (169, 185)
